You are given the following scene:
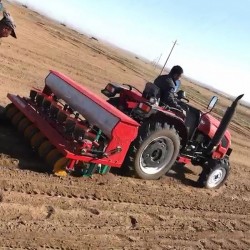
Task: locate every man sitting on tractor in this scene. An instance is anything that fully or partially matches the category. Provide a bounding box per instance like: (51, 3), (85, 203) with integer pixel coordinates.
(154, 65), (183, 110)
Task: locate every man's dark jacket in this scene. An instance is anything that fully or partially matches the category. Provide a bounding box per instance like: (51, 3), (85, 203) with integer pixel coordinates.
(154, 74), (181, 109)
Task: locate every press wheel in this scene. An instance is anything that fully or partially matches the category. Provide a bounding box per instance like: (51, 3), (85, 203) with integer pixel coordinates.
(11, 112), (24, 126)
(38, 141), (54, 158)
(4, 103), (14, 114)
(53, 157), (69, 177)
(18, 118), (31, 132)
(30, 132), (46, 149)
(24, 125), (39, 140)
(45, 149), (62, 167)
(5, 106), (18, 119)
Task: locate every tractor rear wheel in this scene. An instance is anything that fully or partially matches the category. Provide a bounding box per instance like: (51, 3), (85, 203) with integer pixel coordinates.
(198, 159), (230, 189)
(124, 121), (180, 180)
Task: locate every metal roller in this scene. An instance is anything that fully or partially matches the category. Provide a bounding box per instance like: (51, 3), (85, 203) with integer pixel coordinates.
(24, 125), (40, 140)
(30, 132), (46, 149)
(38, 140), (54, 158)
(45, 149), (62, 167)
(5, 106), (18, 119)
(11, 112), (24, 126)
(18, 118), (32, 132)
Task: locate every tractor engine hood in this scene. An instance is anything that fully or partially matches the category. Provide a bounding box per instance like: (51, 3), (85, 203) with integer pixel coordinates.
(198, 113), (231, 148)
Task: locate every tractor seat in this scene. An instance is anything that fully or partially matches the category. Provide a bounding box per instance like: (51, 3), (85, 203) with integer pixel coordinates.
(142, 82), (160, 103)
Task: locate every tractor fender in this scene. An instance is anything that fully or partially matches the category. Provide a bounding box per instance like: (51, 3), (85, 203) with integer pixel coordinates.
(150, 110), (188, 147)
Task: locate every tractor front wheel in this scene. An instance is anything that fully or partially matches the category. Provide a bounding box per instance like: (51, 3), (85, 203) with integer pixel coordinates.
(198, 159), (230, 189)
(124, 121), (180, 180)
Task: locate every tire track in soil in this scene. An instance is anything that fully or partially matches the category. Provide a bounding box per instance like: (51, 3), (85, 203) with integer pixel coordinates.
(2, 191), (249, 223)
(0, 119), (250, 249)
(0, 167), (249, 216)
(0, 4), (249, 249)
(1, 193), (249, 234)
(0, 216), (248, 250)
(0, 219), (248, 250)
(0, 166), (249, 249)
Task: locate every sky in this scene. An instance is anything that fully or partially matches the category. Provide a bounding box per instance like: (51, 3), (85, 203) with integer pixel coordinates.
(10, 0), (250, 102)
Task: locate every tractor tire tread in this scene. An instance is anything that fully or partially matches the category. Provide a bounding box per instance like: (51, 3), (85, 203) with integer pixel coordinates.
(198, 158), (230, 189)
(123, 120), (180, 179)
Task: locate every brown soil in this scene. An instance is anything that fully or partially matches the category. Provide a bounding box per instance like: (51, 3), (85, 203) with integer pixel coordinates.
(0, 2), (249, 249)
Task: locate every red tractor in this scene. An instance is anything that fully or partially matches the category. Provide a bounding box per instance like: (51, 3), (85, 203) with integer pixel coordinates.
(101, 81), (243, 189)
(5, 71), (243, 189)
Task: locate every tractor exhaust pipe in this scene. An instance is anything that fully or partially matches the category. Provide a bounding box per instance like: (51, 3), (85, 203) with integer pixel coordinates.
(207, 94), (244, 154)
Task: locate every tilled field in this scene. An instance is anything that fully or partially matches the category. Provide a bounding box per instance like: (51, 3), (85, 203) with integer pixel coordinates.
(0, 2), (249, 249)
(0, 122), (249, 250)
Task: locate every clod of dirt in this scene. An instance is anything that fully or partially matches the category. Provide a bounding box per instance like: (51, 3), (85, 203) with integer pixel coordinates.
(128, 236), (137, 242)
(0, 153), (19, 167)
(88, 208), (100, 215)
(18, 220), (26, 226)
(32, 189), (40, 195)
(92, 191), (102, 200)
(46, 206), (55, 219)
(158, 215), (166, 221)
(97, 181), (105, 186)
(129, 216), (138, 228)
(99, 173), (117, 183)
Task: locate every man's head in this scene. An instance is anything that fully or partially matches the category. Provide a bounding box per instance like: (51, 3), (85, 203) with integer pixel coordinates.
(0, 12), (16, 39)
(169, 65), (183, 81)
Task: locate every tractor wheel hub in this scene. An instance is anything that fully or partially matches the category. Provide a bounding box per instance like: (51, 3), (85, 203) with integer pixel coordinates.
(140, 136), (173, 175)
(207, 168), (226, 188)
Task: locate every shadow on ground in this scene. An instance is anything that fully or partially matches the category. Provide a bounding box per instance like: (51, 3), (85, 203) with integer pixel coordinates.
(0, 104), (201, 187)
(111, 162), (201, 188)
(166, 163), (200, 188)
(0, 105), (51, 173)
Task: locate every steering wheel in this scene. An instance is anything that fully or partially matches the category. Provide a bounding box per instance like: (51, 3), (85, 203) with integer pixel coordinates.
(175, 90), (189, 111)
(177, 99), (189, 111)
(176, 90), (189, 103)
(180, 97), (189, 103)
(122, 84), (142, 94)
(165, 106), (187, 117)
